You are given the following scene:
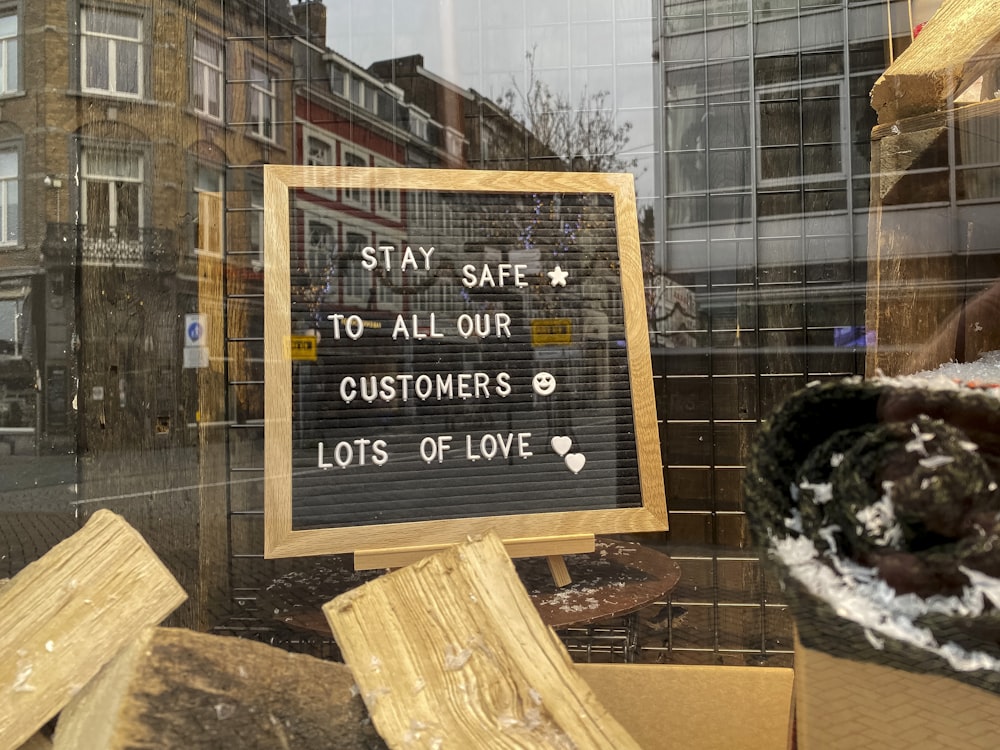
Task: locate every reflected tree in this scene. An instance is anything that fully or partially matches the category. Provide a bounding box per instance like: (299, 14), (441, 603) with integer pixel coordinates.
(496, 50), (636, 174)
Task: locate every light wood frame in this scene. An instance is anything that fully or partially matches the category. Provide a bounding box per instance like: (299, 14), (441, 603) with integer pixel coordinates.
(264, 166), (666, 559)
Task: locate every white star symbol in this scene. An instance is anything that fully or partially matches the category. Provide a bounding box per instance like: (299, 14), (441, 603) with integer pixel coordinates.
(547, 265), (569, 287)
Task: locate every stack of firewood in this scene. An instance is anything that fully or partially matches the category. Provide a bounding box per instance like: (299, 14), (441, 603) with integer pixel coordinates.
(1, 512), (640, 749)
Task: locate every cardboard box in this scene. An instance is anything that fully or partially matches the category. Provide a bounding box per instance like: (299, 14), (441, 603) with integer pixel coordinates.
(794, 636), (1000, 750)
(577, 663), (794, 750)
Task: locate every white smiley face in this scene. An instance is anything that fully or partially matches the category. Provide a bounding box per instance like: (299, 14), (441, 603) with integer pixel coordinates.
(532, 371), (557, 397)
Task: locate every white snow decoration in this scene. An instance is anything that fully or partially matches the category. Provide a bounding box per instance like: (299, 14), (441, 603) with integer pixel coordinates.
(214, 703), (236, 720)
(905, 423), (934, 455)
(770, 531), (1000, 673)
(784, 509), (804, 534)
(855, 497), (904, 548)
(911, 350), (1000, 386)
(816, 524), (842, 555)
(830, 452), (844, 468)
(799, 480), (833, 504)
(12, 663), (35, 693)
(443, 644), (472, 670)
(960, 440), (979, 452)
(960, 567), (1000, 610)
(919, 455), (954, 469)
(864, 629), (886, 650)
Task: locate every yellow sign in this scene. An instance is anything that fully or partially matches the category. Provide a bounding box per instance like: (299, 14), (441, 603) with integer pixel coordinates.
(531, 318), (572, 346)
(287, 335), (317, 361)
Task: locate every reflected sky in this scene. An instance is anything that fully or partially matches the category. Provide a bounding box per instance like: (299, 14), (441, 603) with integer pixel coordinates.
(325, 0), (659, 196)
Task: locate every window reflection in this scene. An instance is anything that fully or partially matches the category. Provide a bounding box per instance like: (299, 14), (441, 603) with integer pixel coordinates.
(1, 0), (997, 670)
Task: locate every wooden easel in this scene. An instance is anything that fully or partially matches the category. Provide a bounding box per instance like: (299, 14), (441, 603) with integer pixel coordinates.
(354, 533), (595, 587)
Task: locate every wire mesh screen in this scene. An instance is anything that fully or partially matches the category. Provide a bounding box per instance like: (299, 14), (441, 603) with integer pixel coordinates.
(213, 0), (902, 667)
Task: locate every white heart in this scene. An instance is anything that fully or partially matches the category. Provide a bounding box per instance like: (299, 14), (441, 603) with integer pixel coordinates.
(550, 436), (572, 456)
(565, 453), (586, 474)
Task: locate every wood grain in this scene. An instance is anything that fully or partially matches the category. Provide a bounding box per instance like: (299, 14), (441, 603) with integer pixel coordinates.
(871, 0), (1000, 123)
(323, 530), (642, 749)
(0, 510), (187, 750)
(52, 627), (386, 750)
(353, 534), (595, 571)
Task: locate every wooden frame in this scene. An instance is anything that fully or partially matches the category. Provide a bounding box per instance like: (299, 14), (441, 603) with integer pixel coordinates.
(264, 166), (666, 559)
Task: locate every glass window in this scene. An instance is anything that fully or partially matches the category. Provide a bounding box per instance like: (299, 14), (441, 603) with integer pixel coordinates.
(757, 78), (847, 188)
(306, 218), (335, 274)
(249, 63), (276, 141)
(192, 34), (223, 119)
(342, 149), (367, 205)
(193, 164), (223, 254)
(0, 294), (23, 357)
(373, 160), (399, 218)
(0, 149), (17, 245)
(409, 111), (428, 140)
(0, 13), (17, 94)
(81, 148), (142, 239)
(330, 65), (347, 97)
(306, 136), (332, 166)
(81, 7), (142, 98)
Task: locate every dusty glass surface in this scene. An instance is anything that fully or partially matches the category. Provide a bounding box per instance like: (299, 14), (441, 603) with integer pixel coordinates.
(1, 0), (995, 674)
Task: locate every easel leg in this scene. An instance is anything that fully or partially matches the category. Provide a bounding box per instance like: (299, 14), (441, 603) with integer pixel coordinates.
(546, 555), (572, 588)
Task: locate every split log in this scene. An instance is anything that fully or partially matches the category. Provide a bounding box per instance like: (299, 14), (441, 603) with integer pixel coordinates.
(324, 531), (642, 749)
(16, 733), (52, 750)
(871, 0), (1000, 124)
(53, 627), (387, 750)
(0, 510), (187, 749)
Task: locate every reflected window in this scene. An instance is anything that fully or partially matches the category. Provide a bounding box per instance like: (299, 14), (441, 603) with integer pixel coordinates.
(0, 12), (17, 94)
(249, 63), (276, 142)
(306, 136), (332, 166)
(756, 78), (847, 186)
(81, 148), (142, 239)
(192, 33), (223, 120)
(329, 64), (347, 97)
(0, 293), (23, 357)
(374, 160), (399, 218)
(193, 164), (223, 254)
(306, 218), (335, 275)
(343, 230), (369, 302)
(342, 149), (367, 205)
(81, 7), (142, 99)
(0, 149), (17, 245)
(409, 110), (429, 140)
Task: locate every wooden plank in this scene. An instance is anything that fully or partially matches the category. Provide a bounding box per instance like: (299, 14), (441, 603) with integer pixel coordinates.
(353, 533), (595, 570)
(52, 627), (386, 750)
(0, 510), (187, 750)
(545, 555), (572, 588)
(871, 0), (1000, 124)
(324, 530), (643, 749)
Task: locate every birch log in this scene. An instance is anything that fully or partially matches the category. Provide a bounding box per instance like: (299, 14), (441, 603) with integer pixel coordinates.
(0, 510), (187, 749)
(53, 627), (386, 750)
(324, 531), (643, 749)
(871, 0), (1000, 124)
